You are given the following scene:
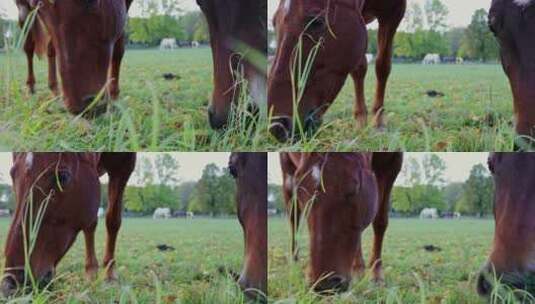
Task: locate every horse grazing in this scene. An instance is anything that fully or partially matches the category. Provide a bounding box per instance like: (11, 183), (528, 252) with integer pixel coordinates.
(280, 152), (402, 294)
(197, 0), (268, 129)
(16, 0), (133, 115)
(477, 153), (535, 297)
(489, 0), (535, 149)
(268, 0), (406, 142)
(1, 153), (135, 297)
(229, 153), (267, 302)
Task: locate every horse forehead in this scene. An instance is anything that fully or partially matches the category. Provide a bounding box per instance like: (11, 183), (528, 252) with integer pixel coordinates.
(25, 153), (34, 169)
(283, 0), (291, 13)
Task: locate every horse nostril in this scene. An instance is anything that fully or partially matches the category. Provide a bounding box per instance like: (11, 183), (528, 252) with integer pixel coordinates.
(1, 276), (17, 297)
(82, 95), (96, 106)
(477, 272), (492, 296)
(208, 106), (228, 130)
(269, 117), (292, 142)
(38, 270), (54, 289)
(313, 275), (349, 295)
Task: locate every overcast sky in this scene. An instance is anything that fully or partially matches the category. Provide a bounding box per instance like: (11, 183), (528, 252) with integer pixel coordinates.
(0, 0), (199, 20)
(0, 153), (230, 185)
(268, 0), (492, 28)
(268, 153), (489, 186)
(1, 0), (491, 27)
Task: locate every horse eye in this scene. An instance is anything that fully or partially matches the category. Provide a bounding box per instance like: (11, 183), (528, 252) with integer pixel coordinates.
(488, 15), (501, 36)
(487, 160), (495, 174)
(9, 166), (17, 179)
(304, 15), (325, 32)
(229, 165), (238, 178)
(53, 171), (71, 188)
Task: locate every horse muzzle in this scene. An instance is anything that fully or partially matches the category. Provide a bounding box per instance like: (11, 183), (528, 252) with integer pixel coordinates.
(313, 274), (350, 295)
(269, 116), (292, 142)
(477, 262), (535, 297)
(0, 269), (55, 298)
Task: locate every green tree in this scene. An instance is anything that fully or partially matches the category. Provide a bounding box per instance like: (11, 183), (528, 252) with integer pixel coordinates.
(124, 154), (180, 212)
(446, 27), (465, 56)
(422, 154), (446, 186)
(457, 164), (493, 216)
(392, 154), (447, 214)
(367, 29), (378, 54)
(127, 15), (185, 46)
(268, 184), (284, 212)
(124, 185), (146, 212)
(424, 0), (449, 32)
(403, 2), (424, 32)
(188, 164), (236, 215)
(135, 0), (182, 17)
(459, 9), (499, 61)
(0, 184), (15, 210)
(443, 182), (464, 212)
(179, 11), (208, 42)
(176, 181), (196, 211)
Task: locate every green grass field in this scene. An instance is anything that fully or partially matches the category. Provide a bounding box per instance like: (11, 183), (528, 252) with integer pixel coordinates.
(269, 64), (516, 152)
(269, 217), (498, 303)
(1, 217), (530, 303)
(0, 49), (516, 152)
(0, 218), (248, 303)
(0, 48), (267, 151)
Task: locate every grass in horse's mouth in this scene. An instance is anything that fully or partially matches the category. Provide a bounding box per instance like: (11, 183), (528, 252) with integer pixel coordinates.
(289, 19), (324, 143)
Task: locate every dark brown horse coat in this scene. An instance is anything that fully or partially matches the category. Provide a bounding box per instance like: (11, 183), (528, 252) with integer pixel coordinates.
(489, 0), (535, 148)
(269, 0), (406, 142)
(280, 152), (402, 293)
(1, 153), (135, 297)
(229, 153), (267, 302)
(198, 0), (268, 129)
(16, 0), (132, 115)
(478, 153), (535, 297)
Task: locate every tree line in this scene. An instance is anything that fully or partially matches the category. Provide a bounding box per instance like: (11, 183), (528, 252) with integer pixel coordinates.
(0, 1), (208, 49)
(268, 0), (498, 61)
(388, 1), (498, 61)
(268, 154), (494, 217)
(126, 0), (209, 47)
(0, 154), (237, 216)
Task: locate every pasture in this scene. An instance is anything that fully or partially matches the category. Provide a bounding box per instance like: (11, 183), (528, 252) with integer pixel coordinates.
(269, 64), (515, 152)
(0, 48), (266, 151)
(0, 217), (248, 303)
(269, 217), (501, 303)
(0, 49), (515, 152)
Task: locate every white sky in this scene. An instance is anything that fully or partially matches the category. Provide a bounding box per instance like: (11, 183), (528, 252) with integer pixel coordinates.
(268, 153), (488, 186)
(268, 0), (492, 28)
(1, 0), (492, 27)
(0, 0), (199, 20)
(0, 152), (230, 185)
(0, 152), (489, 187)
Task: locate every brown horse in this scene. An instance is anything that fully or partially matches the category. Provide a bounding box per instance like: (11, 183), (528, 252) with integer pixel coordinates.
(198, 0), (268, 129)
(16, 0), (132, 115)
(268, 0), (406, 142)
(477, 153), (535, 297)
(489, 0), (535, 149)
(229, 153), (267, 302)
(0, 153), (135, 297)
(280, 152), (402, 293)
